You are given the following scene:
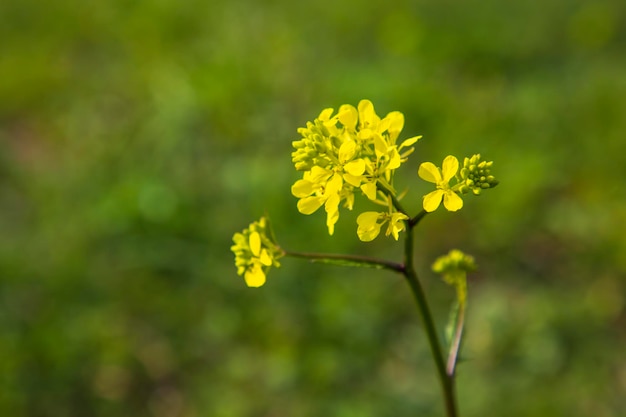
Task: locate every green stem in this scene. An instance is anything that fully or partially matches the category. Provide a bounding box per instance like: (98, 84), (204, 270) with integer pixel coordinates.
(283, 250), (404, 273)
(446, 301), (465, 377)
(403, 223), (458, 417)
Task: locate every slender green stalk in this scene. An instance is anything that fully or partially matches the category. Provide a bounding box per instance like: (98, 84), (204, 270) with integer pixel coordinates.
(446, 303), (465, 377)
(403, 222), (458, 417)
(283, 250), (404, 273)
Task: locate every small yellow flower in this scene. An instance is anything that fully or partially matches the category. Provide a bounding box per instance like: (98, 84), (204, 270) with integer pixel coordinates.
(356, 210), (408, 242)
(418, 155), (463, 212)
(231, 217), (283, 287)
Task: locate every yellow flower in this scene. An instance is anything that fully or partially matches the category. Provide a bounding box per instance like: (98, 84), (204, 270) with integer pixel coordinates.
(292, 100), (420, 235)
(418, 155), (463, 212)
(356, 210), (409, 242)
(231, 217), (282, 287)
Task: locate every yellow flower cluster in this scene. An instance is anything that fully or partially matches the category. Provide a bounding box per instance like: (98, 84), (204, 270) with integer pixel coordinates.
(291, 99), (420, 239)
(231, 217), (283, 287)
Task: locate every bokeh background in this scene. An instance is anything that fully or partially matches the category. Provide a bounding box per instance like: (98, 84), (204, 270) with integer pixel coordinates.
(1, 0), (625, 416)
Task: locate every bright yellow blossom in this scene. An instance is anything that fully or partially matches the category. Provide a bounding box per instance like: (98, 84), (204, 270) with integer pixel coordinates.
(356, 210), (409, 242)
(292, 99), (420, 237)
(231, 217), (283, 287)
(418, 155), (463, 212)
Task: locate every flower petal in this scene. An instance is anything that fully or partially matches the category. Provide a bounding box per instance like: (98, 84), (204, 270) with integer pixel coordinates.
(338, 139), (357, 163)
(443, 190), (463, 212)
(249, 231), (261, 256)
(360, 182), (377, 200)
(259, 249), (273, 266)
(385, 111), (404, 141)
(344, 159), (366, 176)
(338, 104), (358, 129)
(358, 99), (378, 128)
(386, 149), (401, 170)
(291, 179), (315, 198)
(325, 194), (341, 235)
(297, 196), (324, 214)
(244, 265), (266, 287)
(418, 162), (442, 184)
(343, 173), (362, 187)
(357, 212), (383, 242)
(318, 108), (334, 121)
(442, 155), (459, 182)
(399, 136), (421, 150)
(423, 190), (444, 212)
(325, 173), (343, 196)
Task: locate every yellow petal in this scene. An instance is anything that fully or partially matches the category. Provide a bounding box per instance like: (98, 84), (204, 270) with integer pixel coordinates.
(338, 139), (357, 163)
(423, 190), (444, 212)
(325, 173), (343, 196)
(442, 155), (459, 182)
(443, 191), (463, 212)
(357, 212), (383, 242)
(259, 249), (273, 266)
(344, 159), (366, 176)
(357, 128), (373, 140)
(325, 194), (341, 235)
(297, 196), (324, 214)
(343, 173), (362, 187)
(386, 149), (401, 170)
(399, 136), (421, 149)
(318, 108), (334, 121)
(338, 104), (358, 129)
(418, 162), (442, 183)
(244, 265), (266, 287)
(373, 134), (387, 156)
(309, 166), (332, 183)
(360, 182), (378, 200)
(358, 99), (376, 128)
(249, 232), (261, 256)
(291, 179), (315, 197)
(385, 111), (404, 140)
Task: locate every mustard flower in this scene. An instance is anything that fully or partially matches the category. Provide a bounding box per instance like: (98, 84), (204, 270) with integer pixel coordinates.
(418, 155), (463, 212)
(292, 99), (420, 236)
(231, 217), (283, 287)
(356, 210), (409, 242)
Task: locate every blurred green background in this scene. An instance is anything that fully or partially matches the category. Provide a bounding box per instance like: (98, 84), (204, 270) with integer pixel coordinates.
(1, 0), (625, 416)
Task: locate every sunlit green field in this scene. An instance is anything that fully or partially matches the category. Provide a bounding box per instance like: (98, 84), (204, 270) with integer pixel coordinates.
(1, 0), (625, 416)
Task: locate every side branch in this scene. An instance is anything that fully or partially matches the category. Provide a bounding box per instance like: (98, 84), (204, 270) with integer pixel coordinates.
(283, 249), (404, 273)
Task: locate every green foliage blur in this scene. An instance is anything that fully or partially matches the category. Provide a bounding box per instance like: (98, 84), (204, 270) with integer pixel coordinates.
(1, 0), (625, 416)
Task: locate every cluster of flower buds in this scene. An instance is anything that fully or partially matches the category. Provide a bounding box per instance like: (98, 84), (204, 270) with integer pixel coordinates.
(457, 154), (499, 195)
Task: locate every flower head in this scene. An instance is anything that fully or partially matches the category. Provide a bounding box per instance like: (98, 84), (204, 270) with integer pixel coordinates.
(292, 100), (420, 236)
(432, 249), (476, 306)
(231, 217), (283, 287)
(418, 155), (463, 212)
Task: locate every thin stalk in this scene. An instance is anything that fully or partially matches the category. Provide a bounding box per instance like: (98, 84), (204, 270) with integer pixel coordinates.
(283, 249), (404, 273)
(403, 223), (458, 417)
(446, 303), (465, 377)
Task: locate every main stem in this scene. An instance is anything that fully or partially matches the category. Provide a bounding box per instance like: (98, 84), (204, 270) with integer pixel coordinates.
(403, 223), (458, 417)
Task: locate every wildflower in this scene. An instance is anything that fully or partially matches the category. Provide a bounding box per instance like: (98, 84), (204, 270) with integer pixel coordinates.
(457, 154), (499, 195)
(418, 155), (463, 212)
(231, 217), (283, 287)
(292, 99), (420, 236)
(356, 210), (409, 242)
